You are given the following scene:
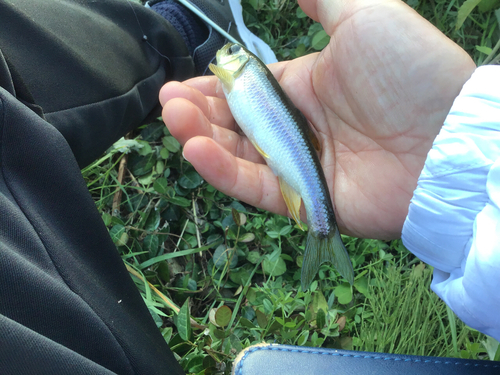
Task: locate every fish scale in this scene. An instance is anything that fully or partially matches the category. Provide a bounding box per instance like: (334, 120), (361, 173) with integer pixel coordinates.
(209, 43), (354, 288)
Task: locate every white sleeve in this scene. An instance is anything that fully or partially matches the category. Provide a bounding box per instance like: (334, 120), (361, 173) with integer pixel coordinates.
(402, 65), (500, 340)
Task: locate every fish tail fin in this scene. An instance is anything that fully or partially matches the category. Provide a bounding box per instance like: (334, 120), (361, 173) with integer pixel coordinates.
(301, 229), (354, 291)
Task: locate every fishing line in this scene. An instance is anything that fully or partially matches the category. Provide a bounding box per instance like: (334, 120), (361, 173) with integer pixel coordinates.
(125, 0), (172, 64)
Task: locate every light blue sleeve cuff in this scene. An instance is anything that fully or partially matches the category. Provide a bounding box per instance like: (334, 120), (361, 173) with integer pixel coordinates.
(402, 65), (500, 340)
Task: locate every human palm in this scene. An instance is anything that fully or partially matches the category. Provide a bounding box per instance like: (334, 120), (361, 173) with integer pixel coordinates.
(159, 0), (475, 239)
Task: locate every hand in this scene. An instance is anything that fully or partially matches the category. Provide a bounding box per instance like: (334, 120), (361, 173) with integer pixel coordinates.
(159, 0), (475, 240)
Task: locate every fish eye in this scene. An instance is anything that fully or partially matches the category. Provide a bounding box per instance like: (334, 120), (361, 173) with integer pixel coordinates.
(228, 44), (241, 55)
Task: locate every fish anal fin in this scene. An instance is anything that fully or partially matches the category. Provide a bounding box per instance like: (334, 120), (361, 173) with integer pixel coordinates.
(251, 140), (270, 159)
(278, 177), (304, 230)
(307, 127), (321, 153)
(209, 64), (234, 91)
(301, 228), (354, 291)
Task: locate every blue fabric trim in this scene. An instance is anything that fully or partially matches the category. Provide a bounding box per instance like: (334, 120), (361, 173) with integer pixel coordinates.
(235, 345), (500, 375)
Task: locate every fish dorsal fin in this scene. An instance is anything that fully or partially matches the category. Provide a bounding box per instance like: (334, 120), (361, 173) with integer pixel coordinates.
(250, 140), (270, 159)
(278, 177), (304, 231)
(209, 64), (234, 91)
(308, 127), (321, 153)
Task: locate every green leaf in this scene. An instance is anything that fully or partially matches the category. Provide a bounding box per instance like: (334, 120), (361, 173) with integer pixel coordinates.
(311, 30), (330, 50)
(279, 225), (293, 236)
(247, 251), (261, 264)
(239, 232), (255, 243)
(476, 45), (493, 55)
(157, 261), (170, 281)
(232, 207), (241, 226)
(109, 224), (125, 244)
(229, 266), (252, 285)
(481, 336), (500, 361)
(128, 153), (157, 176)
(478, 0), (500, 12)
(316, 308), (326, 329)
(155, 160), (165, 175)
(296, 7), (308, 18)
(135, 140), (153, 156)
(354, 276), (371, 298)
(296, 330), (309, 346)
(164, 196), (191, 207)
(141, 123), (164, 142)
(177, 298), (191, 341)
(185, 355), (205, 373)
(138, 171), (155, 185)
(263, 298), (273, 314)
(266, 230), (279, 239)
(239, 317), (255, 329)
(153, 177), (169, 194)
(229, 201), (247, 212)
(213, 244), (238, 269)
(160, 147), (169, 159)
(161, 326), (173, 343)
(248, 0), (264, 10)
(335, 283), (353, 304)
(143, 235), (159, 257)
(178, 170), (203, 189)
(456, 0), (482, 30)
(214, 305), (232, 327)
(256, 310), (268, 328)
(148, 307), (163, 328)
(163, 136), (181, 153)
(230, 333), (243, 352)
(312, 291), (329, 313)
(101, 212), (112, 226)
(262, 256), (287, 276)
(295, 44), (307, 57)
(144, 208), (161, 232)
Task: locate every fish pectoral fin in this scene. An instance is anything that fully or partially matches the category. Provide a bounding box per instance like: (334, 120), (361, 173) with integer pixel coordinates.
(278, 177), (304, 230)
(209, 64), (234, 91)
(301, 228), (354, 291)
(251, 140), (270, 159)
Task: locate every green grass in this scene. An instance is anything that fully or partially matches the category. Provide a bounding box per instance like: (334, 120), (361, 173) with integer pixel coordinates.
(83, 0), (500, 373)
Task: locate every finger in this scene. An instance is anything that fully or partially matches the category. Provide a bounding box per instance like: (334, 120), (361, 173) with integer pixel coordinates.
(297, 0), (320, 22)
(183, 136), (288, 217)
(162, 98), (264, 164)
(183, 75), (224, 99)
(160, 81), (238, 131)
(159, 81), (209, 115)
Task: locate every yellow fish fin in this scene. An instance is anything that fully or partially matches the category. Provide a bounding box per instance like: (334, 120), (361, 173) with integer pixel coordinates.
(209, 63), (234, 91)
(251, 140), (270, 159)
(278, 177), (304, 230)
(308, 127), (321, 153)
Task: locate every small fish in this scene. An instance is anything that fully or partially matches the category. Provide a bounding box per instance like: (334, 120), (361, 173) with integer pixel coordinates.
(209, 43), (353, 289)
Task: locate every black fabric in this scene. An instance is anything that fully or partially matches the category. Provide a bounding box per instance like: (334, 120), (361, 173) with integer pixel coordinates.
(0, 0), (195, 168)
(151, 0), (208, 56)
(0, 87), (184, 374)
(0, 0), (188, 373)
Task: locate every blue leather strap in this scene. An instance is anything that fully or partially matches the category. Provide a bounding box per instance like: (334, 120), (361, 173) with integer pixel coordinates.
(232, 344), (500, 374)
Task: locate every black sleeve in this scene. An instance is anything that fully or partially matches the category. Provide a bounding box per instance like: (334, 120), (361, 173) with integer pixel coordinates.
(0, 0), (194, 167)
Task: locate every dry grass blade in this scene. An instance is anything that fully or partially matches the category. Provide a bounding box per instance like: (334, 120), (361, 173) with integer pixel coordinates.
(125, 264), (206, 330)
